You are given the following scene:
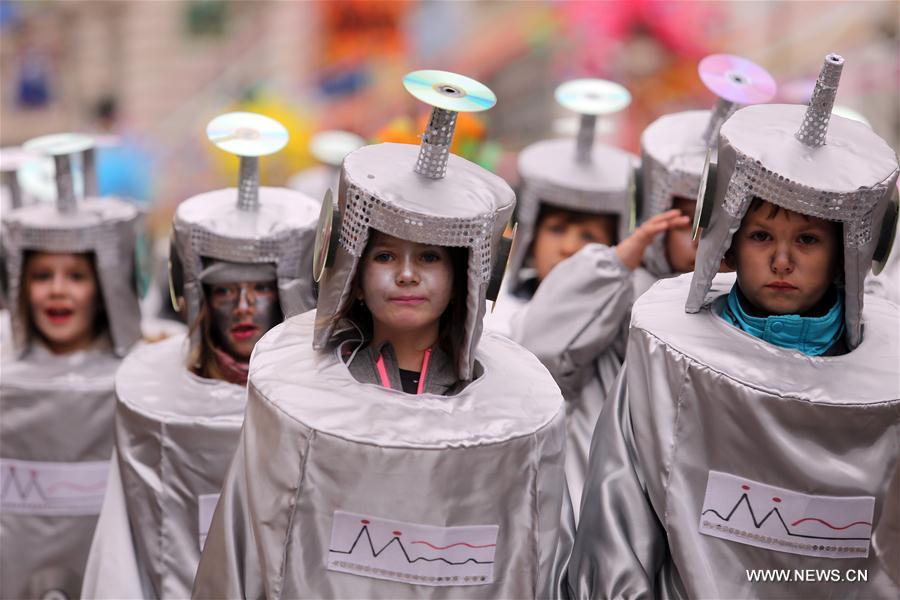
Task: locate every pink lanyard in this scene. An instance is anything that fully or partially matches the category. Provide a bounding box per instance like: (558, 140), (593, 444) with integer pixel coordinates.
(375, 348), (432, 394)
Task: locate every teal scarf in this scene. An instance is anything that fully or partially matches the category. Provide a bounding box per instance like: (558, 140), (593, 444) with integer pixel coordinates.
(720, 285), (844, 356)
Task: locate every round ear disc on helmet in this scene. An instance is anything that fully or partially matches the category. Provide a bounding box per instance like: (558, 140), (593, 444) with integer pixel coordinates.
(692, 148), (717, 241)
(487, 222), (517, 309)
(872, 184), (898, 276)
(313, 188), (340, 283)
(167, 239), (184, 314)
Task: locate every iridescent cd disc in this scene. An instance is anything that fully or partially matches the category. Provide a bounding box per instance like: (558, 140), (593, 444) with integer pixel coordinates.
(554, 79), (631, 115)
(310, 130), (366, 166)
(403, 70), (496, 112)
(23, 133), (93, 157)
(206, 112), (289, 157)
(698, 54), (776, 104)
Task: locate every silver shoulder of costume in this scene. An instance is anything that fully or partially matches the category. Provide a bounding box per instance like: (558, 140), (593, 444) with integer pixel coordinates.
(570, 272), (900, 598)
(193, 310), (568, 598)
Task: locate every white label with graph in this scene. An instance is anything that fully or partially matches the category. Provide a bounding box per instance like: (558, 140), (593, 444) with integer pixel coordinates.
(0, 457), (109, 516)
(327, 510), (499, 586)
(699, 470), (875, 559)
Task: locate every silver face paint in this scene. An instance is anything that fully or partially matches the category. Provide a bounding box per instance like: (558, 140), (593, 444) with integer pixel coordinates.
(207, 281), (280, 361)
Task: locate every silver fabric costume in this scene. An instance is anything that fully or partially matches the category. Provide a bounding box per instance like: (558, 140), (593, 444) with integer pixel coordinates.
(82, 113), (320, 599)
(194, 72), (572, 598)
(1, 342), (121, 599)
(82, 335), (246, 599)
(193, 312), (569, 599)
(516, 243), (657, 521)
(570, 55), (900, 599)
(569, 273), (900, 599)
(0, 134), (141, 599)
(495, 82), (635, 517)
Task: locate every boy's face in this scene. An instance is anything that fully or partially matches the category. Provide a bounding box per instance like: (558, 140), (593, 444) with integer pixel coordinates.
(729, 200), (841, 315)
(532, 209), (616, 281)
(665, 196), (699, 273)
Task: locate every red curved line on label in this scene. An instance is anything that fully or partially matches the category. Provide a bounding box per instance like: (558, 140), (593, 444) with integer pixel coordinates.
(46, 481), (106, 493)
(411, 540), (497, 550)
(790, 517), (872, 530)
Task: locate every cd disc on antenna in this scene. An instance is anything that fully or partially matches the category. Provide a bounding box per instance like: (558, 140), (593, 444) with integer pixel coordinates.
(310, 130), (366, 166)
(554, 79), (631, 115)
(23, 133), (93, 156)
(403, 70), (496, 112)
(207, 112), (289, 157)
(698, 54), (776, 105)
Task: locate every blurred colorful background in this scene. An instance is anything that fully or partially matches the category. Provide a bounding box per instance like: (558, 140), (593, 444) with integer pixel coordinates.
(1, 0), (897, 237)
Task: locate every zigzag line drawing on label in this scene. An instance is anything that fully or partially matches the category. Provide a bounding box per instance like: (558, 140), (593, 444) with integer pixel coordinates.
(1, 467), (47, 501)
(329, 522), (495, 566)
(702, 491), (871, 541)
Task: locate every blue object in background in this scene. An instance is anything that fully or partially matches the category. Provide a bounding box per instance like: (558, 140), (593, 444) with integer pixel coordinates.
(97, 143), (152, 205)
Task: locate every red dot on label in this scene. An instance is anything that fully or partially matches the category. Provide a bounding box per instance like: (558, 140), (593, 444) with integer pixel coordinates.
(741, 485), (750, 490)
(393, 531), (402, 536)
(360, 520), (370, 525)
(772, 497), (782, 503)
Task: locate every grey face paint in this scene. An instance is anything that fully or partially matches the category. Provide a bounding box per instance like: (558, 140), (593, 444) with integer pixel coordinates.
(207, 281), (281, 360)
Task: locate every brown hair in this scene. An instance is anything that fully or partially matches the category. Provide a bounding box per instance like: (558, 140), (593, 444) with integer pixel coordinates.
(19, 250), (108, 348)
(531, 203), (620, 255)
(186, 300), (225, 380)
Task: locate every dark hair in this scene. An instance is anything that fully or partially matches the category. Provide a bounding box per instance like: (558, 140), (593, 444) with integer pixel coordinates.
(19, 250), (108, 347)
(186, 299), (222, 379)
(326, 235), (469, 364)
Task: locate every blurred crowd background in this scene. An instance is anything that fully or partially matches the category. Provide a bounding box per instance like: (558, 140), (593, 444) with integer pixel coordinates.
(1, 0), (897, 239)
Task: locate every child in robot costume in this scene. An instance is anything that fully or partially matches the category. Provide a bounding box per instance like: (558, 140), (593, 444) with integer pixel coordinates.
(0, 134), (143, 599)
(483, 78), (638, 341)
(80, 113), (320, 599)
(192, 71), (573, 599)
(512, 58), (776, 520)
(568, 54), (900, 599)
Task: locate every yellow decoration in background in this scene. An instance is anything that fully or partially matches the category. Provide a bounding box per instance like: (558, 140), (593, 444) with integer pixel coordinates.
(208, 91), (315, 186)
(371, 112), (488, 160)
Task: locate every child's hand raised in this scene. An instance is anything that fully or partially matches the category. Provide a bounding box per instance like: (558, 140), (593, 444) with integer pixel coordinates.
(614, 209), (691, 271)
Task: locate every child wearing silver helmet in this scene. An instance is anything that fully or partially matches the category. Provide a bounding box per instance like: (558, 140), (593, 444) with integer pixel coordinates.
(568, 54), (899, 599)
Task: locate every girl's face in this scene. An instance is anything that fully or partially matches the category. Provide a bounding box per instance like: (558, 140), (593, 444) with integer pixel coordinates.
(359, 232), (454, 339)
(207, 281), (280, 361)
(25, 252), (99, 354)
(729, 200), (840, 316)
